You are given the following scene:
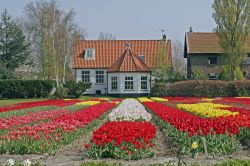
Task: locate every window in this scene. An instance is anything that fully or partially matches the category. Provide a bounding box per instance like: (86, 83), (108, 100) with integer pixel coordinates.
(82, 71), (90, 83)
(138, 55), (145, 62)
(111, 77), (118, 91)
(141, 76), (148, 90)
(125, 77), (134, 90)
(85, 48), (95, 59)
(96, 71), (104, 84)
(208, 57), (217, 65)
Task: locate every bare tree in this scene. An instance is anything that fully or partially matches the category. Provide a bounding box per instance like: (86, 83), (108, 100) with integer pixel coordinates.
(21, 0), (86, 84)
(172, 40), (186, 75)
(98, 32), (116, 40)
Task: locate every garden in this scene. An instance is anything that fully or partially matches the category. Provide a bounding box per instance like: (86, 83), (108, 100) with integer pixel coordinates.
(0, 96), (250, 165)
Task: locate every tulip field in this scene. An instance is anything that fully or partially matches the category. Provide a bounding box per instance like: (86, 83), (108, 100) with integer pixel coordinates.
(0, 96), (250, 163)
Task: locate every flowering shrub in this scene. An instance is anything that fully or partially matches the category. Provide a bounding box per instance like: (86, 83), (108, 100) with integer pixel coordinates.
(177, 103), (238, 118)
(150, 97), (168, 102)
(86, 121), (156, 160)
(108, 99), (151, 121)
(0, 102), (116, 154)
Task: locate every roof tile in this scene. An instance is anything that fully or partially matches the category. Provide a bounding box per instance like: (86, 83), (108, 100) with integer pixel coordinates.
(73, 40), (172, 69)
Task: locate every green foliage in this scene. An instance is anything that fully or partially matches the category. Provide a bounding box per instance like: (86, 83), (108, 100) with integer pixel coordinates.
(212, 159), (250, 166)
(0, 9), (30, 77)
(152, 80), (250, 97)
(153, 40), (172, 81)
(52, 84), (68, 99)
(0, 66), (16, 79)
(235, 67), (244, 80)
(213, 0), (250, 80)
(219, 65), (231, 81)
(0, 80), (54, 99)
(86, 141), (154, 160)
(237, 128), (250, 147)
(64, 81), (91, 98)
(191, 69), (207, 80)
(220, 66), (244, 81)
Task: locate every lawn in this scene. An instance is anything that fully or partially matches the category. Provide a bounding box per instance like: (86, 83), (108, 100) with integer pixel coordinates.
(0, 96), (250, 165)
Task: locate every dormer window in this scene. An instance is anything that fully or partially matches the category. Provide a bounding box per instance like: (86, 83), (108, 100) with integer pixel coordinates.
(138, 55), (145, 62)
(85, 48), (95, 59)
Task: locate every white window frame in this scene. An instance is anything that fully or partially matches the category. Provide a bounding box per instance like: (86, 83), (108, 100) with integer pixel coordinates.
(124, 77), (134, 90)
(111, 76), (118, 91)
(82, 71), (90, 83)
(85, 48), (95, 59)
(141, 76), (148, 90)
(95, 70), (104, 84)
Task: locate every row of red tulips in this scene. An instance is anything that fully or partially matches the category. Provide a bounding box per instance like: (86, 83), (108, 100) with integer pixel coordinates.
(85, 99), (157, 160)
(0, 110), (69, 130)
(91, 121), (156, 147)
(0, 99), (83, 113)
(143, 102), (250, 137)
(215, 97), (250, 105)
(2, 102), (115, 141)
(0, 102), (116, 154)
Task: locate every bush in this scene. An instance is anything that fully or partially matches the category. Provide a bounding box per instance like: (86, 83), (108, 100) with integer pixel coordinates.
(191, 69), (207, 80)
(0, 80), (54, 99)
(152, 80), (250, 97)
(63, 81), (91, 98)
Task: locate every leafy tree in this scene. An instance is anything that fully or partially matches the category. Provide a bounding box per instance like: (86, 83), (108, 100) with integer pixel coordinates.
(0, 9), (30, 78)
(213, 0), (250, 80)
(152, 40), (171, 82)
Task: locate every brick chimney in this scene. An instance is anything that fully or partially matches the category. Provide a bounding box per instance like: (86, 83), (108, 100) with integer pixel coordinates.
(189, 27), (193, 32)
(162, 34), (167, 41)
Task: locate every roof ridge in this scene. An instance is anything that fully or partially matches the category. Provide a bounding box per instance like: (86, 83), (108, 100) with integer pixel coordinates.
(119, 49), (129, 71)
(130, 50), (139, 71)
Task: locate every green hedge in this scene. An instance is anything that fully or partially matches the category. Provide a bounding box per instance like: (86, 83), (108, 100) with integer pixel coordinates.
(0, 80), (54, 99)
(152, 80), (250, 97)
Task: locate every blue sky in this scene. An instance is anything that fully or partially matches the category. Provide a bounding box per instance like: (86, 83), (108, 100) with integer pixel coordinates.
(0, 0), (216, 42)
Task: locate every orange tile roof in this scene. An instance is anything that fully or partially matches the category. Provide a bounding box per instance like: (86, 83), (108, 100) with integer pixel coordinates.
(186, 32), (250, 54)
(107, 48), (150, 72)
(73, 40), (172, 69)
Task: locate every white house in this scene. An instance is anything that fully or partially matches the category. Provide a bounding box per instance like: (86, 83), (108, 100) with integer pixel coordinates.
(73, 38), (172, 95)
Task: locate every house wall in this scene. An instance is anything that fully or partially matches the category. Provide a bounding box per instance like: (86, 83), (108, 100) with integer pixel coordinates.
(76, 69), (108, 95)
(187, 54), (224, 79)
(107, 72), (151, 94)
